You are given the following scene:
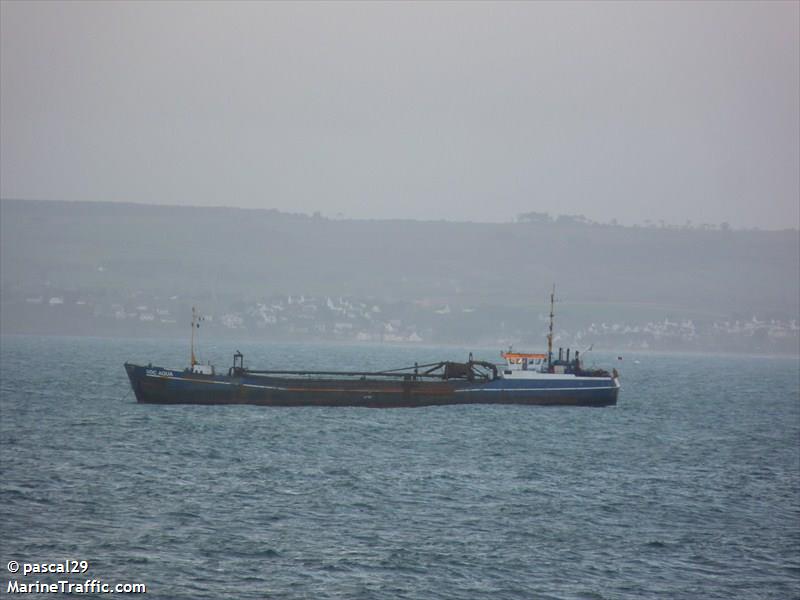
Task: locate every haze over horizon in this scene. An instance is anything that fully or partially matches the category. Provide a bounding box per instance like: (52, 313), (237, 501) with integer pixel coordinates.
(2, 1), (798, 230)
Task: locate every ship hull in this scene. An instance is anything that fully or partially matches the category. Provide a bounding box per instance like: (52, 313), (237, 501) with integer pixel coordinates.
(124, 364), (618, 408)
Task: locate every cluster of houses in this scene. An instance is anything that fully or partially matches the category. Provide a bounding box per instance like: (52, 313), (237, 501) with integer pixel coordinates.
(237, 295), (425, 343)
(568, 317), (798, 351)
(18, 292), (799, 353)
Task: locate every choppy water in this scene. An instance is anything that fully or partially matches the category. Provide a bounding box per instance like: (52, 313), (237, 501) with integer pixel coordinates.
(1, 335), (798, 599)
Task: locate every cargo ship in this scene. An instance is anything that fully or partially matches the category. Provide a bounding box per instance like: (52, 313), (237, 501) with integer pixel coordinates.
(124, 292), (619, 408)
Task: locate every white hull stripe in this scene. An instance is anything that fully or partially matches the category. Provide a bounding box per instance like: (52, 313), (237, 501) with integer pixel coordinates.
(147, 374), (290, 391)
(147, 374), (618, 394)
(147, 374), (232, 386)
(456, 386), (619, 393)
(242, 383), (289, 391)
(501, 375), (613, 381)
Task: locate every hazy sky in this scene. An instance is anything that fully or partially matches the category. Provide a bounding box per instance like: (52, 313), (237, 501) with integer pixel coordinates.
(1, 1), (798, 228)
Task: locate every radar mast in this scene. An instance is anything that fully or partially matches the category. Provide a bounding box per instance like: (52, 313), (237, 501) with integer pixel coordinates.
(547, 285), (555, 369)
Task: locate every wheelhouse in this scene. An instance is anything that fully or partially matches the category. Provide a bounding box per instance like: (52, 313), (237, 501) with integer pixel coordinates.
(501, 352), (547, 373)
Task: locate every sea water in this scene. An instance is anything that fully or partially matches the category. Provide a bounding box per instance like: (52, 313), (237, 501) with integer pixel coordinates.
(1, 335), (798, 599)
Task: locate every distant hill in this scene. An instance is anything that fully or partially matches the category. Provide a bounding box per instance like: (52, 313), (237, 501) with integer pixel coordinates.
(1, 198), (798, 330)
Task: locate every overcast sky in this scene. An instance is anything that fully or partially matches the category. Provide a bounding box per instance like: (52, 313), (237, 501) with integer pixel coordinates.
(1, 1), (798, 228)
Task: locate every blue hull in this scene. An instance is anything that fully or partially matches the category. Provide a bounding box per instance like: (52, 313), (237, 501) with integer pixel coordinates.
(124, 364), (619, 408)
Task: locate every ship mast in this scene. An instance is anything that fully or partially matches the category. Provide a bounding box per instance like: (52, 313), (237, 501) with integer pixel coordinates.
(190, 306), (198, 367)
(546, 285), (555, 369)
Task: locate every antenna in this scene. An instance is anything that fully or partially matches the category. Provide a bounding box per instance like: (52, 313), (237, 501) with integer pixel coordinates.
(547, 285), (555, 369)
(190, 306), (203, 367)
(190, 307), (197, 366)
